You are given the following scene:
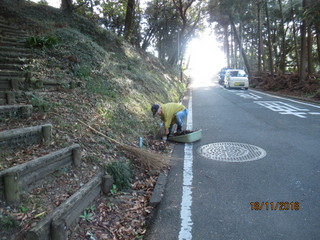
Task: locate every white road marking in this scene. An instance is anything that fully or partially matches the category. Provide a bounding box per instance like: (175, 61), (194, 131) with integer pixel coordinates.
(254, 101), (313, 118)
(222, 88), (320, 118)
(178, 90), (194, 240)
(250, 89), (320, 109)
(236, 92), (262, 100)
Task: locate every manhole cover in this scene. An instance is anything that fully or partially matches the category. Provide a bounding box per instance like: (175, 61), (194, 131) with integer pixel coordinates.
(197, 142), (266, 162)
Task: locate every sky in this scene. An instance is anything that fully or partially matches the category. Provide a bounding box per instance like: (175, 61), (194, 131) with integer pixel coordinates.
(33, 0), (60, 8)
(186, 30), (226, 80)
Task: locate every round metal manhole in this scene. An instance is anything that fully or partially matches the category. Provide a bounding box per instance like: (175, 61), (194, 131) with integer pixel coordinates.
(197, 142), (266, 162)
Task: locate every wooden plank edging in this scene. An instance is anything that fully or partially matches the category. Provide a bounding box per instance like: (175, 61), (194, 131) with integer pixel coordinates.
(0, 124), (52, 149)
(25, 171), (114, 240)
(0, 104), (32, 119)
(0, 144), (81, 204)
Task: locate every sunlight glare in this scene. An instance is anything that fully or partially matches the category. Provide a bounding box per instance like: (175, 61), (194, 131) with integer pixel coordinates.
(186, 32), (226, 87)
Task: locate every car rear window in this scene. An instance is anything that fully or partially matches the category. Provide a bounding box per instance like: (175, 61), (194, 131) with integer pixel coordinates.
(230, 70), (246, 77)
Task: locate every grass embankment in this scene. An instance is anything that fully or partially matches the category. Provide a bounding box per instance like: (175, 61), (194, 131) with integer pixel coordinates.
(1, 2), (187, 163)
(0, 3), (187, 238)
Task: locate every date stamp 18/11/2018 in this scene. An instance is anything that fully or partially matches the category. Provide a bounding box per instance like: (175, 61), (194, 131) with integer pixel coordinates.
(250, 202), (301, 211)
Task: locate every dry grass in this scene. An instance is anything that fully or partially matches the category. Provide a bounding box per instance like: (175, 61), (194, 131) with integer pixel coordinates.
(78, 120), (170, 170)
(118, 144), (170, 170)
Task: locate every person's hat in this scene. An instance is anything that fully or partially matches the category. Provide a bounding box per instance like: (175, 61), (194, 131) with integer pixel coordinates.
(151, 104), (160, 116)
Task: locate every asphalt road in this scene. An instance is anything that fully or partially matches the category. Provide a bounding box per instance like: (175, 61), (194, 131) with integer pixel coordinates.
(145, 77), (320, 240)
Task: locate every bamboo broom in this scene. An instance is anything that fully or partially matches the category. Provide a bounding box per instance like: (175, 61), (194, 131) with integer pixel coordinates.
(77, 120), (170, 170)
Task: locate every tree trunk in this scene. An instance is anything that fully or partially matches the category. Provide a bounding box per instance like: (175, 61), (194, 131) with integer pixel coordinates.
(223, 24), (230, 68)
(316, 26), (320, 65)
(141, 28), (155, 50)
(61, 0), (73, 13)
(168, 43), (179, 65)
(307, 26), (314, 74)
(293, 23), (300, 73)
(124, 0), (136, 40)
(257, 1), (263, 74)
(229, 15), (251, 75)
(289, 0), (300, 73)
(230, 32), (234, 68)
(265, 1), (274, 78)
(239, 23), (244, 69)
(278, 0), (286, 74)
(299, 0), (308, 82)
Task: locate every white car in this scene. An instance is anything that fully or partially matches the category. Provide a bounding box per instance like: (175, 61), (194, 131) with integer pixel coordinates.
(224, 69), (249, 90)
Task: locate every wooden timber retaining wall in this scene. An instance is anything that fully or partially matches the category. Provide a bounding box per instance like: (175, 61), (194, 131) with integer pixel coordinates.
(0, 124), (52, 149)
(0, 144), (81, 203)
(0, 104), (32, 120)
(26, 172), (114, 240)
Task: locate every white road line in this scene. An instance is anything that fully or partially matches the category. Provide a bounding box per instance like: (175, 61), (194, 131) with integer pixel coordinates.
(178, 90), (194, 240)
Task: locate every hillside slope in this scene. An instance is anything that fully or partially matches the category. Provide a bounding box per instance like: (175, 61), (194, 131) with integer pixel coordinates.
(0, 1), (187, 157)
(0, 2), (186, 239)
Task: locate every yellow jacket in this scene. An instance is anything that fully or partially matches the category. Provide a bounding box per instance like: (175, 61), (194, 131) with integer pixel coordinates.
(160, 103), (185, 129)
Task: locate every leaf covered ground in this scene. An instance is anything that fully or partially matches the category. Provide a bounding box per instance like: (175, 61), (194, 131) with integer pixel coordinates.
(251, 73), (320, 102)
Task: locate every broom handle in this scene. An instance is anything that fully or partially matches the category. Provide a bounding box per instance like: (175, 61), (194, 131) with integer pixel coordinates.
(77, 119), (123, 146)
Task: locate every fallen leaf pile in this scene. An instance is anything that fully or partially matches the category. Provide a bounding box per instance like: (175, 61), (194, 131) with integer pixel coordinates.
(171, 130), (195, 136)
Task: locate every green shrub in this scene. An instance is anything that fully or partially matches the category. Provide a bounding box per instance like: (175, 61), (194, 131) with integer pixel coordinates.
(26, 35), (60, 48)
(73, 64), (92, 80)
(18, 204), (29, 214)
(0, 215), (19, 230)
(30, 94), (52, 112)
(105, 160), (132, 191)
(80, 204), (96, 222)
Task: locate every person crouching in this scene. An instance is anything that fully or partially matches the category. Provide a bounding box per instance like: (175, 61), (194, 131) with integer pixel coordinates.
(151, 103), (188, 141)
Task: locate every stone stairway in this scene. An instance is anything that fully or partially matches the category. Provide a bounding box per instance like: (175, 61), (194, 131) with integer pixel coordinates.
(0, 15), (113, 239)
(0, 15), (31, 117)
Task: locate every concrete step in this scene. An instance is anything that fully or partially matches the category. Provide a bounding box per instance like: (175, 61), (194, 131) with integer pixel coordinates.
(0, 63), (31, 71)
(0, 22), (22, 31)
(0, 77), (24, 91)
(0, 75), (25, 81)
(0, 91), (27, 104)
(0, 56), (29, 64)
(0, 45), (31, 54)
(0, 23), (27, 34)
(0, 91), (13, 104)
(0, 70), (25, 77)
(0, 51), (31, 58)
(0, 40), (26, 48)
(0, 63), (27, 71)
(0, 30), (28, 38)
(0, 104), (32, 121)
(0, 35), (26, 43)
